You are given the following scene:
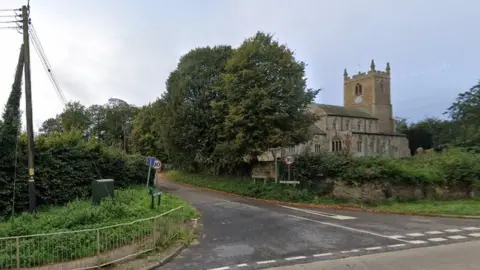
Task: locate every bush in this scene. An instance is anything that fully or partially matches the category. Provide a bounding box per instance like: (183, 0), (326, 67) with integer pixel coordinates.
(0, 132), (151, 219)
(0, 186), (197, 268)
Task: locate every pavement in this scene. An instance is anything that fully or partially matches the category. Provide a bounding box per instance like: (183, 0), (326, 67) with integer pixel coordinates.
(156, 179), (480, 270)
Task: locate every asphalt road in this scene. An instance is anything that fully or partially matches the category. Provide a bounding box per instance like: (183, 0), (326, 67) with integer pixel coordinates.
(156, 179), (480, 270)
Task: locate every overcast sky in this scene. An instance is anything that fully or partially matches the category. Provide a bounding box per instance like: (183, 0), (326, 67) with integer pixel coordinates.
(0, 0), (479, 130)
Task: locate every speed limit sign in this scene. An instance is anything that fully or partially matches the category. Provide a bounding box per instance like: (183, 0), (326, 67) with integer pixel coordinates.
(284, 155), (295, 166)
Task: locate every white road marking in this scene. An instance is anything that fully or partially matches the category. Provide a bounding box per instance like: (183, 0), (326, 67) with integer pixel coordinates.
(236, 264), (248, 267)
(288, 214), (411, 243)
(463, 227), (480, 231)
(387, 244), (406, 248)
(407, 233), (424, 237)
(445, 229), (462, 233)
(408, 240), (427, 244)
(428, 237), (447, 242)
(448, 235), (466, 240)
(469, 233), (480, 237)
(426, 231), (443, 235)
(257, 260), (276, 265)
(209, 267), (230, 270)
(365, 246), (382, 251)
(389, 235), (405, 239)
(285, 256), (307, 261)
(341, 249), (360, 254)
(280, 205), (357, 220)
(313, 252), (333, 257)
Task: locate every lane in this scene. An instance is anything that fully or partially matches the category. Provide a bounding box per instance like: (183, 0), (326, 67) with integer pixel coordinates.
(156, 179), (480, 269)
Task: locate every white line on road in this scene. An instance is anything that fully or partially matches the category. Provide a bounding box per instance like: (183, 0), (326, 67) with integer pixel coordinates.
(389, 235), (405, 239)
(313, 252), (333, 257)
(469, 233), (480, 237)
(365, 246), (383, 251)
(285, 256), (307, 261)
(463, 227), (480, 231)
(280, 205), (358, 220)
(236, 263), (248, 267)
(257, 260), (276, 265)
(428, 237), (447, 242)
(288, 214), (411, 243)
(448, 235), (466, 240)
(408, 240), (427, 244)
(387, 244), (406, 248)
(426, 231), (443, 234)
(407, 233), (424, 237)
(209, 267), (230, 270)
(445, 229), (462, 233)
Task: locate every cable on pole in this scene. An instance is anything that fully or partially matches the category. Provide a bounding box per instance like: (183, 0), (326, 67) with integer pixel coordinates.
(29, 23), (68, 105)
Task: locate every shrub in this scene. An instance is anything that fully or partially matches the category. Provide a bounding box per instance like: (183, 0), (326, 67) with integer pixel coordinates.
(0, 132), (150, 219)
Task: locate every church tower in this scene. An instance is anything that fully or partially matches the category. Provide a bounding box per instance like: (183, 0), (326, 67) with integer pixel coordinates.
(343, 60), (394, 133)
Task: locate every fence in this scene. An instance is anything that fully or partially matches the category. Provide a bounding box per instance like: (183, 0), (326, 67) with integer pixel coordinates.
(0, 206), (188, 270)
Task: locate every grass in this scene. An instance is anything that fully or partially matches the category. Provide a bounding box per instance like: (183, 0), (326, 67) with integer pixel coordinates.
(0, 186), (198, 269)
(166, 170), (480, 216)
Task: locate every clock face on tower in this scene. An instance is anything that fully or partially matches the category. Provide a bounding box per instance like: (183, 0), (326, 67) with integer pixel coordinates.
(354, 96), (363, 104)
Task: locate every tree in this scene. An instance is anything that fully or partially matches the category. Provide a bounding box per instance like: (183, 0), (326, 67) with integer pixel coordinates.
(445, 80), (480, 149)
(211, 32), (319, 169)
(60, 101), (91, 133)
(161, 45), (234, 171)
(131, 99), (167, 158)
(39, 117), (62, 134)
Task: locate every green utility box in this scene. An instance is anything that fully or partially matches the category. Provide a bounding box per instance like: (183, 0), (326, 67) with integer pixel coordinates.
(92, 179), (114, 204)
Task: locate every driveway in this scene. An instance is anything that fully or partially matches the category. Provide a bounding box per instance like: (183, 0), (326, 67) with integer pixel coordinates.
(156, 179), (480, 270)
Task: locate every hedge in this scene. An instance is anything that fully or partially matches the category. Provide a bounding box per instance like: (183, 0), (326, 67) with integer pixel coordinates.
(0, 132), (150, 219)
(277, 148), (480, 195)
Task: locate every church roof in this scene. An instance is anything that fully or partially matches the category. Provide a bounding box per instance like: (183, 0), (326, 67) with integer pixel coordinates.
(309, 104), (378, 119)
(309, 124), (326, 135)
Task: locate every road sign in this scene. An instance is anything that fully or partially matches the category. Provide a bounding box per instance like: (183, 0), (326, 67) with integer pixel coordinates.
(146, 156), (156, 166)
(153, 159), (162, 169)
(284, 155), (295, 166)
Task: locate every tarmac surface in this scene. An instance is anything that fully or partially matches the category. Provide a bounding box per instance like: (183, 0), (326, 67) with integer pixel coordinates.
(156, 179), (480, 270)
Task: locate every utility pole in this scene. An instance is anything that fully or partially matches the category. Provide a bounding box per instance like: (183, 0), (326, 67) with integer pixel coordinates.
(22, 5), (36, 213)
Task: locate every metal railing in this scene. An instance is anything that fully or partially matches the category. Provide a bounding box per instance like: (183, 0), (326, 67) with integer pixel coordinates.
(0, 206), (188, 270)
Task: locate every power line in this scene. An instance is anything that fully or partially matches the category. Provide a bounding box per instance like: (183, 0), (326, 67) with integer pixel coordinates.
(29, 23), (68, 105)
(0, 9), (20, 12)
(0, 20), (21, 24)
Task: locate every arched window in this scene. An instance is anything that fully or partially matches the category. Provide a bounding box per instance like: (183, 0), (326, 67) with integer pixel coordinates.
(355, 83), (363, 96)
(379, 80), (384, 92)
(331, 137), (342, 152)
(332, 119), (337, 130)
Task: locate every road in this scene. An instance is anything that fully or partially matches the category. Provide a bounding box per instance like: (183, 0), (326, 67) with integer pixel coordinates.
(156, 179), (480, 270)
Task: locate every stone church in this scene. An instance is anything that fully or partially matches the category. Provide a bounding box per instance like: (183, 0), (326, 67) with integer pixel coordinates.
(259, 60), (410, 164)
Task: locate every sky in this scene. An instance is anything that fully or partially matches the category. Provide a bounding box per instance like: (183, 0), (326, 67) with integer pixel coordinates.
(0, 0), (479, 130)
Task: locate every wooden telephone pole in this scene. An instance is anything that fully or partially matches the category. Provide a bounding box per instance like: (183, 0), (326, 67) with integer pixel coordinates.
(22, 5), (36, 213)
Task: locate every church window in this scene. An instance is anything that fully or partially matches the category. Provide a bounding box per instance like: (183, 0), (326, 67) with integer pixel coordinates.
(331, 137), (342, 152)
(368, 121), (372, 132)
(314, 144), (322, 153)
(357, 120), (362, 131)
(357, 139), (362, 152)
(345, 119), (350, 130)
(355, 83), (363, 96)
(332, 119), (337, 130)
(369, 139), (375, 152)
(379, 80), (385, 92)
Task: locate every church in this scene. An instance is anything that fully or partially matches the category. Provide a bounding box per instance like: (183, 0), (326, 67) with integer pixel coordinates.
(260, 60), (410, 162)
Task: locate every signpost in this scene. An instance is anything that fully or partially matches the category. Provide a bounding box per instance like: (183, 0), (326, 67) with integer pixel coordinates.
(153, 159), (162, 169)
(145, 156), (156, 188)
(280, 155), (299, 185)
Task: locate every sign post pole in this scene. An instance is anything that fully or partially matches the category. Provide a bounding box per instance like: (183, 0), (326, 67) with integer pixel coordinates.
(146, 157), (154, 188)
(280, 155), (298, 185)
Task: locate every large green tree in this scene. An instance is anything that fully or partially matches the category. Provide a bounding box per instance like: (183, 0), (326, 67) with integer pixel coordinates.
(59, 101), (91, 133)
(211, 32), (319, 169)
(161, 45), (234, 171)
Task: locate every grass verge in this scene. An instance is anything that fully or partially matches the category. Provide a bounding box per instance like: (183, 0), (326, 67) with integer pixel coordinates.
(0, 186), (198, 269)
(166, 170), (480, 216)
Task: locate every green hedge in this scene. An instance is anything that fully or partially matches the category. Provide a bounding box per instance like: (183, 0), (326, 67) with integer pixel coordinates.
(0, 132), (150, 219)
(278, 148), (480, 194)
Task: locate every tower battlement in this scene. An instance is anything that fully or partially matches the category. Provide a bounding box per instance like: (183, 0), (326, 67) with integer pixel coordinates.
(344, 60), (390, 81)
